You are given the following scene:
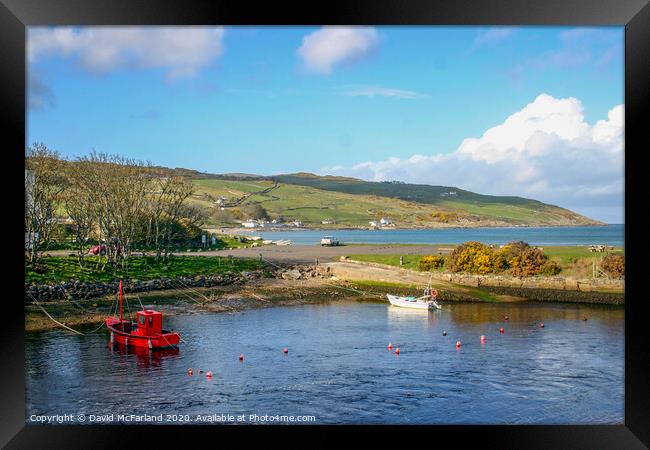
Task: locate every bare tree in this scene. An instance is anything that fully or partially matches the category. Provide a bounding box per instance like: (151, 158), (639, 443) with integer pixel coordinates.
(63, 164), (95, 267)
(158, 178), (196, 259)
(25, 143), (65, 265)
(74, 152), (151, 272)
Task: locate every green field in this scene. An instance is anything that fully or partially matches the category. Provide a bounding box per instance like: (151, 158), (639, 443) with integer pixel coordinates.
(190, 174), (601, 228)
(346, 245), (624, 279)
(274, 173), (601, 225)
(25, 255), (265, 284)
(345, 254), (430, 271)
(192, 178), (467, 227)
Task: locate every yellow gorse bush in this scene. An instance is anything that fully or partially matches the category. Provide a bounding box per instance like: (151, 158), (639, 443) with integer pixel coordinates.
(448, 241), (555, 277)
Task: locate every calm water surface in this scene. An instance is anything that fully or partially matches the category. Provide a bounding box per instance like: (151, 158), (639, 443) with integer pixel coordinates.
(26, 301), (624, 424)
(254, 224), (624, 246)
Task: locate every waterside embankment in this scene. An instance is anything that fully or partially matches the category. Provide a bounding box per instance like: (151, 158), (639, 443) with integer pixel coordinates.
(326, 260), (624, 305)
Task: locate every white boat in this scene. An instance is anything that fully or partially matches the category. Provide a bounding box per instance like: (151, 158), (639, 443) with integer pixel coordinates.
(386, 294), (441, 310)
(320, 236), (340, 246)
(386, 278), (441, 310)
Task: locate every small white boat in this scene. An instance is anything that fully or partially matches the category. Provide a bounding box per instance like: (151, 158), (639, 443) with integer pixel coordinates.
(386, 294), (441, 310)
(386, 278), (441, 310)
(320, 236), (340, 246)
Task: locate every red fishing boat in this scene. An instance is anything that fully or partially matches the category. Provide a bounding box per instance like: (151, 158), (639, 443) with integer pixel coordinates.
(105, 280), (180, 349)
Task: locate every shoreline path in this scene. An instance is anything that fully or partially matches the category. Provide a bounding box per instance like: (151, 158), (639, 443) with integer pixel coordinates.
(48, 244), (448, 265)
(182, 244), (447, 265)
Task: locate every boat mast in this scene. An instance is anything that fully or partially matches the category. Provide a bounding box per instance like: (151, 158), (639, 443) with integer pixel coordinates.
(119, 279), (123, 323)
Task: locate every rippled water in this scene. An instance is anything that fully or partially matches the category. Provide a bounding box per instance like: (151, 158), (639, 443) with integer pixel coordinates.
(254, 224), (624, 246)
(25, 301), (624, 424)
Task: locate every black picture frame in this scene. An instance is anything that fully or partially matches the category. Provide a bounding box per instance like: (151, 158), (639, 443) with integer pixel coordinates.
(2, 0), (648, 447)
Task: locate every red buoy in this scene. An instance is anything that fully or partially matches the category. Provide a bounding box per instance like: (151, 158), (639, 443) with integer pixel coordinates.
(395, 347), (400, 355)
(187, 368), (193, 375)
(456, 341), (461, 349)
(283, 348), (289, 354)
(480, 335), (486, 343)
(388, 343), (393, 350)
(499, 327), (505, 333)
(206, 371), (213, 378)
(239, 354), (244, 361)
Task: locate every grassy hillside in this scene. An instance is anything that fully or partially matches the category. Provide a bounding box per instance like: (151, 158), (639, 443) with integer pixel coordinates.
(273, 173), (601, 226)
(190, 178), (473, 227)
(189, 173), (601, 228)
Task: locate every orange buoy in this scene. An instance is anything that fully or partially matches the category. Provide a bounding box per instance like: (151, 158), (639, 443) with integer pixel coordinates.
(395, 347), (400, 355)
(456, 341), (461, 349)
(540, 323), (545, 328)
(388, 343), (393, 350)
(239, 354), (244, 361)
(283, 348), (289, 354)
(499, 327), (505, 333)
(187, 368), (193, 375)
(206, 371), (213, 378)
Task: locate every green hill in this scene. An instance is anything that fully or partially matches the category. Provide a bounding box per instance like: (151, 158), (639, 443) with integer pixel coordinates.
(185, 171), (602, 228)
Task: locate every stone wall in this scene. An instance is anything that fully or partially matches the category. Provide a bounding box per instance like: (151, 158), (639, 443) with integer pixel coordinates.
(25, 272), (262, 302)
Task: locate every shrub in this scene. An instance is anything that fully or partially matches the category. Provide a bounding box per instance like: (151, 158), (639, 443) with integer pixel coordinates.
(418, 255), (446, 271)
(430, 211), (459, 223)
(448, 241), (495, 274)
(509, 246), (547, 277)
(241, 204), (269, 220)
(600, 254), (624, 278)
(448, 240), (556, 277)
(539, 260), (562, 276)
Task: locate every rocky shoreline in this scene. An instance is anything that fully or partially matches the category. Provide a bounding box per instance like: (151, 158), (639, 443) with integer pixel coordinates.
(25, 265), (333, 302)
(25, 261), (624, 333)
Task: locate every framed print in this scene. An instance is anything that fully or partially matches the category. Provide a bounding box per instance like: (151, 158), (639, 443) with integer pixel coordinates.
(2, 0), (648, 447)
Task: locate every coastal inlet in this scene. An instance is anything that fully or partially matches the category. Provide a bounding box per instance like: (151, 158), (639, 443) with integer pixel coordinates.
(26, 300), (623, 425)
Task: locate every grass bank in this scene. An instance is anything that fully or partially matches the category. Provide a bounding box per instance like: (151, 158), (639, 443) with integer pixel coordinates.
(346, 245), (624, 279)
(25, 255), (265, 285)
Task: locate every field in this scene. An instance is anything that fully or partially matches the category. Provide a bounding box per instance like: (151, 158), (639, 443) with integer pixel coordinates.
(191, 178), (470, 227)
(190, 176), (600, 228)
(274, 173), (601, 225)
(344, 254), (430, 271)
(346, 245), (624, 279)
(25, 255), (265, 284)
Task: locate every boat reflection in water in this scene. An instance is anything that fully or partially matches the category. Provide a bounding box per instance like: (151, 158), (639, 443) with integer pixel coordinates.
(386, 303), (441, 329)
(108, 342), (180, 369)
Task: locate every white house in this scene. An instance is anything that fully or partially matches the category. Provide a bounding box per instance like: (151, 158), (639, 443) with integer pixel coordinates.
(380, 217), (392, 225)
(242, 220), (258, 228)
(369, 221), (378, 227)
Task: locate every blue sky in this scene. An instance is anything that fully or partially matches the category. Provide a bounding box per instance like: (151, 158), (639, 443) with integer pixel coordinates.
(27, 26), (624, 223)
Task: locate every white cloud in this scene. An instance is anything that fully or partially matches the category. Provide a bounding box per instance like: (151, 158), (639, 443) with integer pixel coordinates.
(28, 26), (225, 79)
(472, 27), (515, 49)
(297, 27), (379, 74)
(321, 94), (624, 223)
(340, 85), (429, 100)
